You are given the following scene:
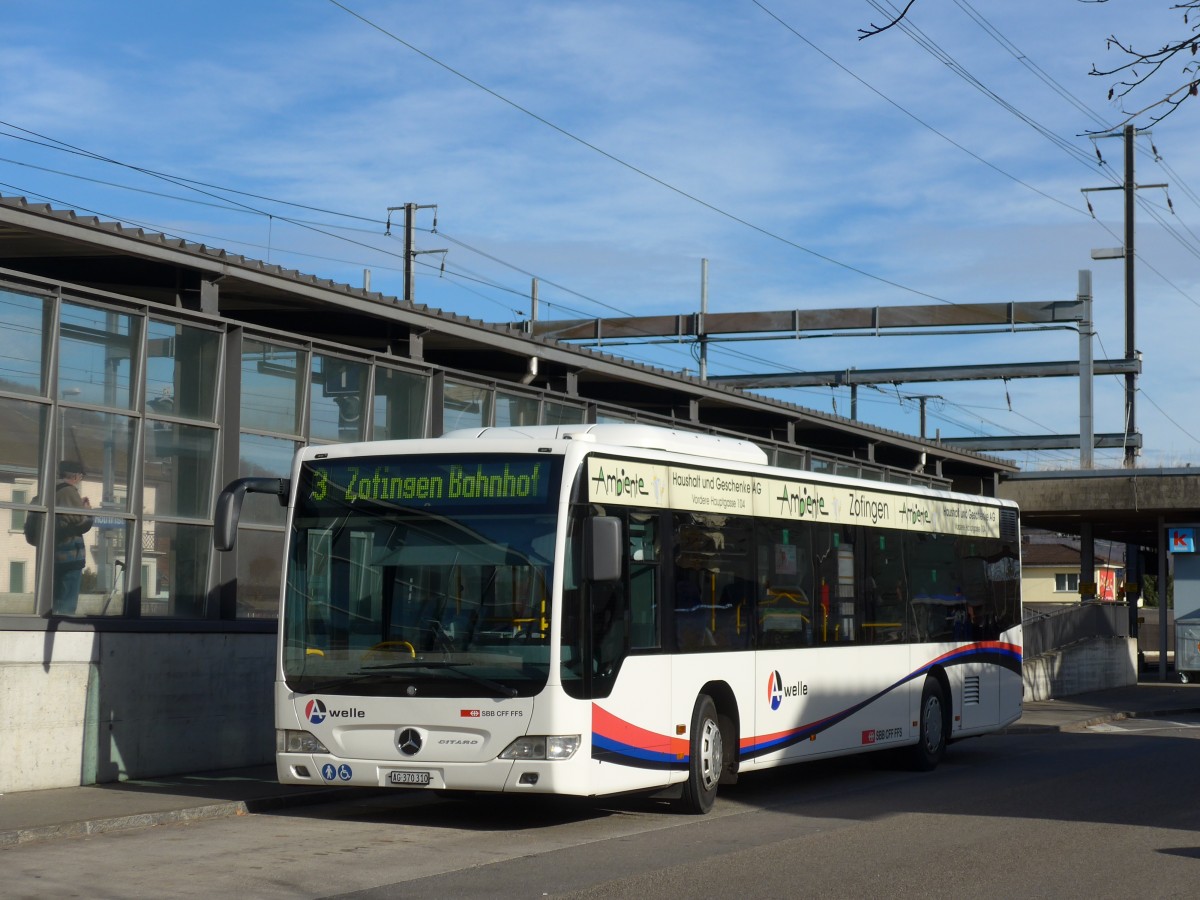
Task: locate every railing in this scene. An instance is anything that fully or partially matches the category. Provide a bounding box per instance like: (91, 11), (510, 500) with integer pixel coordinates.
(1022, 602), (1130, 659)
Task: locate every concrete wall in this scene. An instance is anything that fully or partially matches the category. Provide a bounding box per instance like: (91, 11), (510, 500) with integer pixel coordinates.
(0, 630), (274, 793)
(1023, 636), (1138, 702)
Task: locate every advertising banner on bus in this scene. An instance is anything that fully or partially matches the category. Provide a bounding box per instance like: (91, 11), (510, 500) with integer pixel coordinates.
(586, 456), (1000, 539)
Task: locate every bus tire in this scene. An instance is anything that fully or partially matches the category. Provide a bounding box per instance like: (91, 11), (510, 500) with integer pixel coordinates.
(677, 694), (723, 814)
(909, 677), (947, 772)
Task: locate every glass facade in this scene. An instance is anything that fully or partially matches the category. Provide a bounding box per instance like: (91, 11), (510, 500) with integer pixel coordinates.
(311, 354), (369, 443)
(495, 390), (540, 428)
(0, 280), (601, 624)
(443, 380), (491, 432)
(0, 395), (45, 615)
(373, 366), (427, 440)
(241, 338), (304, 435)
(0, 289), (46, 394)
(142, 317), (221, 618)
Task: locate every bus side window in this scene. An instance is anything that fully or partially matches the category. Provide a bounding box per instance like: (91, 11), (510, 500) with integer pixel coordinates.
(629, 513), (660, 649)
(716, 574), (755, 649)
(674, 564), (712, 651)
(908, 533), (958, 641)
(758, 522), (813, 649)
(672, 512), (754, 651)
(563, 505), (629, 698)
(864, 530), (907, 644)
(559, 510), (586, 696)
(591, 577), (628, 696)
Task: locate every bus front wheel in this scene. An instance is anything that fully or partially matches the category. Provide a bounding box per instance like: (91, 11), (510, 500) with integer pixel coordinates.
(909, 677), (947, 772)
(677, 694), (723, 814)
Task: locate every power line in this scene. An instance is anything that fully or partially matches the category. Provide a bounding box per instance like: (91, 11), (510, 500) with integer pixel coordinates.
(0, 122), (381, 225)
(934, 5), (1200, 265)
(0, 122), (684, 325)
(951, 0), (1111, 132)
(324, 0), (961, 305)
(751, 0), (1084, 215)
(865, 0), (1101, 170)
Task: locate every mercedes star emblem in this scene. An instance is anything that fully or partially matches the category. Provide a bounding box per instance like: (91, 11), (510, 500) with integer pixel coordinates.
(397, 728), (423, 756)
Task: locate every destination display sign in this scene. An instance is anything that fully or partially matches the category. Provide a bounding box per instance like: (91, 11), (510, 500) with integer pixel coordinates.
(586, 456), (1001, 539)
(303, 455), (555, 509)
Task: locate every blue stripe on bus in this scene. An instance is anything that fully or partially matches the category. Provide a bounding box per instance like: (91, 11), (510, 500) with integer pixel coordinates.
(591, 641), (1022, 767)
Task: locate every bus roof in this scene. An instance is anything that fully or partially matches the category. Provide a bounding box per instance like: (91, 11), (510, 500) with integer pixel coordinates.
(439, 424), (770, 466)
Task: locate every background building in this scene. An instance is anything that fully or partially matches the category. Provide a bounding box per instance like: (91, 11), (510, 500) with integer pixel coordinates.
(1021, 532), (1125, 609)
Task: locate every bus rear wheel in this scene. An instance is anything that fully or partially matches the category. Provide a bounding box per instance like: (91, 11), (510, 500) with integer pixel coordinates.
(677, 694), (722, 814)
(909, 677), (947, 772)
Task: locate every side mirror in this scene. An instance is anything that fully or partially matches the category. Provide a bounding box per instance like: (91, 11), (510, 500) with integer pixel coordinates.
(214, 477), (289, 551)
(585, 515), (622, 582)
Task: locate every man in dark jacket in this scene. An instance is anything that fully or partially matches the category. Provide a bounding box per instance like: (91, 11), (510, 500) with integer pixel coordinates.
(52, 460), (94, 615)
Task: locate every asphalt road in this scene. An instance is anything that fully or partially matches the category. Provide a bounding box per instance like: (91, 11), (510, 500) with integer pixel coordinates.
(6, 716), (1200, 899)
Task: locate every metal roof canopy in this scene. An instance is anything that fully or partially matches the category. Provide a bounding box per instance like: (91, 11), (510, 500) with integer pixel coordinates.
(0, 194), (1015, 491)
(526, 294), (1144, 457)
(526, 300), (1089, 341)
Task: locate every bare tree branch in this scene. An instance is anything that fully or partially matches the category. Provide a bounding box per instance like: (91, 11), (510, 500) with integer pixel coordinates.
(858, 0), (1200, 126)
(1087, 80), (1199, 131)
(858, 0), (919, 40)
(1089, 1), (1200, 126)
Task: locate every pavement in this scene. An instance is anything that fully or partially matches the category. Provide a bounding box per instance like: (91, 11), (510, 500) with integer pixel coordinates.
(4, 679), (1200, 848)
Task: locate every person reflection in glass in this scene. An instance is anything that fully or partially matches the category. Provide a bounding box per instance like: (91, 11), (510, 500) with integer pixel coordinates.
(52, 460), (94, 615)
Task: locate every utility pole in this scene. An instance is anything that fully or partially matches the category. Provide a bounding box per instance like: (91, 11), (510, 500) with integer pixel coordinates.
(1084, 125), (1163, 468)
(1078, 270), (1094, 469)
(386, 203), (445, 304)
(902, 394), (940, 439)
(1122, 125), (1137, 468)
(1086, 128), (1163, 643)
(699, 259), (708, 382)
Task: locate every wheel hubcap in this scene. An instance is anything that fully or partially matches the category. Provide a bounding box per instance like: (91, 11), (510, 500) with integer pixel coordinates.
(699, 719), (724, 790)
(924, 695), (944, 752)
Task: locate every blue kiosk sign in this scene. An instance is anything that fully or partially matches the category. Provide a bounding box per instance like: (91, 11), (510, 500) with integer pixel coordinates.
(1170, 527), (1196, 554)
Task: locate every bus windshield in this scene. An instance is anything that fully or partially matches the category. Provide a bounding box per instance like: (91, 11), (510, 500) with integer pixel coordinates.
(282, 454), (562, 697)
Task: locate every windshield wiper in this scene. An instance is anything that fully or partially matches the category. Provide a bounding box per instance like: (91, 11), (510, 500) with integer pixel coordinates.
(299, 670), (412, 693)
(363, 661), (519, 697)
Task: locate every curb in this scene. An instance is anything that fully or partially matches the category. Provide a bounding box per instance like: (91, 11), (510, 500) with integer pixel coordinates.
(0, 786), (367, 848)
(1059, 705), (1200, 732)
(1004, 705), (1200, 735)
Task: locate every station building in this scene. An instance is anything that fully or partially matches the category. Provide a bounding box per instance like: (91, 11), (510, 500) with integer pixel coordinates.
(0, 196), (1014, 791)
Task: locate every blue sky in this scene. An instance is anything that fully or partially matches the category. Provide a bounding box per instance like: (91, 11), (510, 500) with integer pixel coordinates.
(4, 1), (1200, 470)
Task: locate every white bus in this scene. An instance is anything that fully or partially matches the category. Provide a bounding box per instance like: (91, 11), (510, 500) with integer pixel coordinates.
(216, 424), (1022, 813)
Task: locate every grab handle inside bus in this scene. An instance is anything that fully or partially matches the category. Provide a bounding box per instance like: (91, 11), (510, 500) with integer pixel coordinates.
(214, 477), (290, 551)
(585, 515), (622, 582)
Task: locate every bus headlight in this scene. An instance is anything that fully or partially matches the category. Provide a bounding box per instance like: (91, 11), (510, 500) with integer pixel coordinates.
(277, 730), (330, 754)
(499, 735), (580, 760)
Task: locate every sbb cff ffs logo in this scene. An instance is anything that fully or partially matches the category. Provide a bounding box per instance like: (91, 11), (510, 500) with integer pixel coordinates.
(766, 670), (808, 711)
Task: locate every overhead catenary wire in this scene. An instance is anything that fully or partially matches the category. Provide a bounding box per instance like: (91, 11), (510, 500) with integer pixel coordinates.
(2, 6), (1197, 463)
(751, 0), (1089, 215)
(323, 0), (964, 306)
